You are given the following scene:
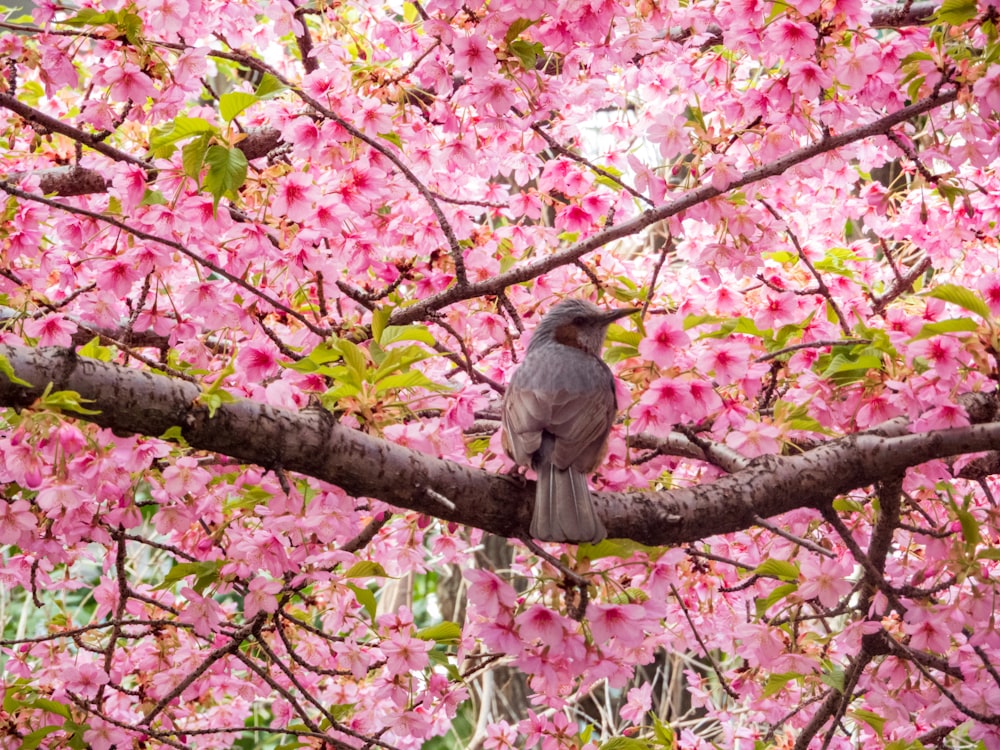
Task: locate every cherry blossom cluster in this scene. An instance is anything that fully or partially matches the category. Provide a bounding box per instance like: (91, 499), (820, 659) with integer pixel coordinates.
(1, 0), (1000, 747)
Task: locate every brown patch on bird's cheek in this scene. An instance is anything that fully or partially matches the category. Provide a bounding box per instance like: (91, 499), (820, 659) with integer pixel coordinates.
(554, 323), (583, 350)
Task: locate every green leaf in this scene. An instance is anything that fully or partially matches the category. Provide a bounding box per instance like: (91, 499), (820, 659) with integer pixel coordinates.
(818, 352), (884, 385)
(0, 354), (32, 387)
(220, 91), (259, 123)
(763, 250), (798, 264)
(117, 10), (143, 45)
(334, 339), (370, 382)
(504, 17), (536, 43)
(196, 386), (237, 417)
(378, 131), (403, 149)
(651, 714), (674, 746)
(762, 671), (801, 698)
(595, 174), (624, 192)
(910, 317), (980, 341)
(346, 582), (377, 622)
(956, 506), (981, 549)
(820, 664), (846, 692)
(604, 344), (639, 364)
(833, 497), (865, 513)
(21, 726), (62, 750)
(203, 145), (248, 208)
(225, 484), (273, 511)
(371, 306), (392, 344)
(977, 548), (1000, 560)
(599, 738), (653, 750)
(849, 708), (886, 738)
(344, 560), (388, 578)
(379, 324), (435, 347)
(148, 116), (217, 153)
(283, 341), (345, 372)
(254, 73), (289, 99)
(605, 322), (641, 347)
(38, 387), (101, 416)
(509, 39), (544, 69)
(181, 134), (211, 180)
(322, 381), (361, 406)
(329, 703), (355, 722)
(756, 582), (799, 617)
(935, 0), (977, 24)
(754, 559), (800, 581)
(416, 621), (462, 644)
(683, 313), (724, 330)
(578, 537), (667, 562)
(158, 561), (224, 593)
(728, 316), (769, 338)
(61, 8), (117, 26)
(159, 425), (189, 447)
(2, 682), (28, 713)
(27, 697), (72, 719)
(78, 336), (113, 361)
(375, 370), (442, 394)
(608, 587), (650, 605)
(927, 284), (991, 320)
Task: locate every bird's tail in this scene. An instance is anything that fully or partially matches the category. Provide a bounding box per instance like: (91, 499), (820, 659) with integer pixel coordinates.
(532, 459), (607, 544)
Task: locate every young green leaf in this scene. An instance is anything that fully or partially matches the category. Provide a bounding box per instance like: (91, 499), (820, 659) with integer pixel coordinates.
(0, 354), (32, 387)
(220, 91), (259, 123)
(927, 284), (991, 320)
(203, 144), (248, 208)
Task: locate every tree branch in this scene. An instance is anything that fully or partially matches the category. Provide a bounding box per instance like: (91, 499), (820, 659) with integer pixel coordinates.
(1, 345), (998, 546)
(387, 89), (960, 326)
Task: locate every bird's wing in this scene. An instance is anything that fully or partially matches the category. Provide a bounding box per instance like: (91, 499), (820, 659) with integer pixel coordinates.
(501, 383), (551, 466)
(544, 383), (616, 472)
(502, 349), (617, 472)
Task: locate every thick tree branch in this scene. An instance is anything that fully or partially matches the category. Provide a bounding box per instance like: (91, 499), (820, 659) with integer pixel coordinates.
(0, 345), (998, 546)
(7, 126), (282, 196)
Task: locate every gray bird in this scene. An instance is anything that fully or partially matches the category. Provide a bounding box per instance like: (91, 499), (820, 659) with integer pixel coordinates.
(501, 298), (635, 544)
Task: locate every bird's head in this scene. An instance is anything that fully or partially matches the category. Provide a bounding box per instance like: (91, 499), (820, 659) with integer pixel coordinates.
(530, 298), (638, 356)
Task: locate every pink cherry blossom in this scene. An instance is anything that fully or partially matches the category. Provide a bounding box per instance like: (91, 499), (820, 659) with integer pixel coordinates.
(976, 273), (1000, 315)
(620, 682), (653, 724)
(766, 18), (818, 59)
(0, 499), (37, 543)
(100, 61), (156, 102)
(797, 555), (854, 609)
(244, 577), (282, 619)
(453, 34), (496, 77)
(380, 630), (432, 674)
(588, 602), (648, 648)
(62, 661), (110, 699)
(638, 314), (690, 368)
(83, 719), (132, 750)
(974, 67), (1000, 115)
(697, 337), (752, 386)
(180, 587), (226, 637)
(903, 606), (954, 653)
(465, 568), (517, 618)
(273, 172), (320, 222)
(516, 605), (568, 646)
(22, 314), (77, 347)
(3, 3), (1000, 749)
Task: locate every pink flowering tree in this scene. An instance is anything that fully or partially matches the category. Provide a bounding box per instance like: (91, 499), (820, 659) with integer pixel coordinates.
(2, 0), (1000, 748)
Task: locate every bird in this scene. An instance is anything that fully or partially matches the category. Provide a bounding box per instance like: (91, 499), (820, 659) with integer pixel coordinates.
(501, 298), (636, 544)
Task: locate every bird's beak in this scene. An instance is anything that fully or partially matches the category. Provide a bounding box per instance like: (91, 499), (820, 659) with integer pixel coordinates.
(601, 307), (640, 323)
